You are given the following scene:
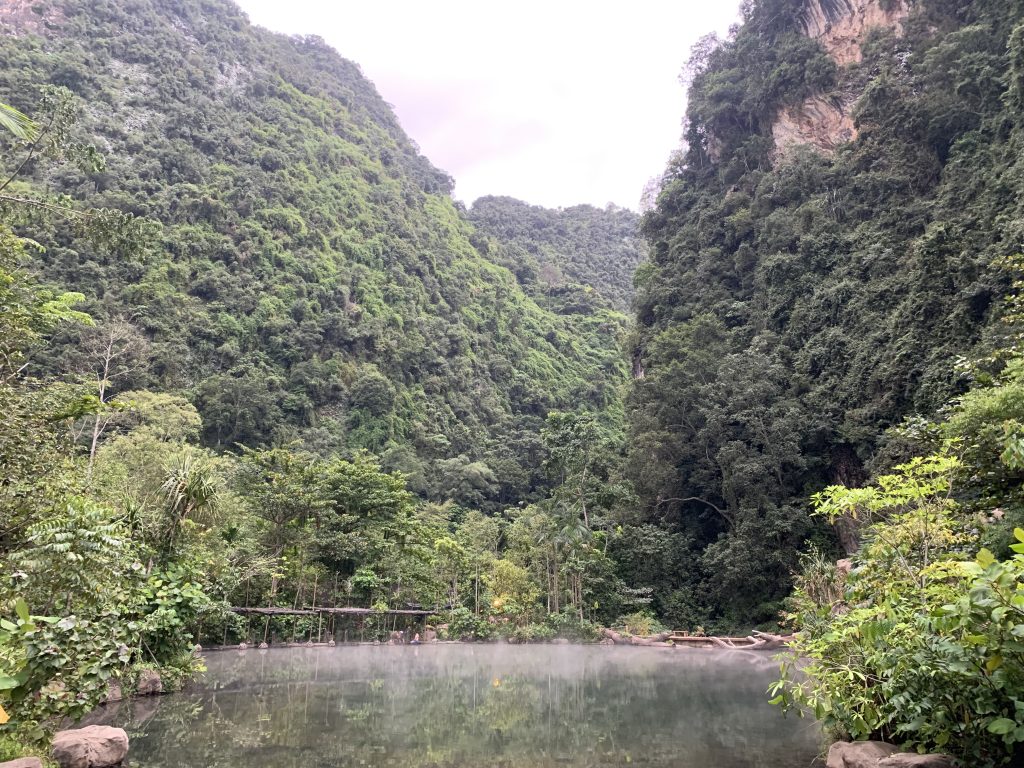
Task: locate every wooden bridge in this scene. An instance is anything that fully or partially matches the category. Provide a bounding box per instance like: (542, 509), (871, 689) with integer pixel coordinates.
(230, 606), (437, 618)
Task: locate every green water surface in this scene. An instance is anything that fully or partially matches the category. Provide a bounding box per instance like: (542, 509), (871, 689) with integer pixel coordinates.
(94, 645), (822, 768)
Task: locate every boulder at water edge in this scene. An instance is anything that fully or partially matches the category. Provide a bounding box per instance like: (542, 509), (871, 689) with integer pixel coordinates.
(136, 669), (162, 696)
(827, 742), (901, 768)
(102, 681), (122, 704)
(0, 758), (45, 768)
(51, 725), (128, 768)
(878, 755), (956, 768)
(826, 742), (955, 768)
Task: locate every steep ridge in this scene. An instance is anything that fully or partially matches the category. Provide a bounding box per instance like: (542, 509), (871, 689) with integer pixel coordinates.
(801, 0), (908, 66)
(773, 0), (909, 154)
(0, 0), (630, 510)
(628, 0), (1023, 628)
(468, 196), (643, 313)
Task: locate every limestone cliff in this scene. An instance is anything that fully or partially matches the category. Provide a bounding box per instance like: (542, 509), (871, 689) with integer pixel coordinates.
(802, 0), (909, 66)
(773, 0), (909, 154)
(772, 95), (857, 154)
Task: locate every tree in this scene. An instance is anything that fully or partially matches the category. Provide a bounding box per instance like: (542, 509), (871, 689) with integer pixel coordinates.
(72, 319), (149, 478)
(158, 455), (222, 561)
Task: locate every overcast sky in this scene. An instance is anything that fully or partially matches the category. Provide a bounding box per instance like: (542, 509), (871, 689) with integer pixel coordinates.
(234, 1), (742, 210)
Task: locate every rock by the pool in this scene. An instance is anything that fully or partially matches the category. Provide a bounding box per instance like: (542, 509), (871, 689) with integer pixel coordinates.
(136, 668), (162, 696)
(0, 758), (44, 768)
(827, 741), (900, 768)
(51, 725), (128, 768)
(102, 681), (122, 704)
(827, 741), (957, 768)
(878, 755), (956, 768)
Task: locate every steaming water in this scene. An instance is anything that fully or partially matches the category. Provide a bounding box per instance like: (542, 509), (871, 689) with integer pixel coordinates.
(99, 645), (823, 768)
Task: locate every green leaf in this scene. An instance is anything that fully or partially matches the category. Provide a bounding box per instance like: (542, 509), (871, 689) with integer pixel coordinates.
(14, 599), (29, 624)
(0, 676), (20, 691)
(988, 718), (1017, 735)
(977, 548), (996, 568)
(0, 102), (37, 141)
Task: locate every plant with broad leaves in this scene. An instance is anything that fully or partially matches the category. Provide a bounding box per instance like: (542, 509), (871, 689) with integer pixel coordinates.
(772, 460), (1023, 767)
(0, 598), (132, 737)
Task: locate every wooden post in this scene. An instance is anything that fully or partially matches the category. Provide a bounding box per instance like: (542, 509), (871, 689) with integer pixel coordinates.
(311, 573), (321, 643)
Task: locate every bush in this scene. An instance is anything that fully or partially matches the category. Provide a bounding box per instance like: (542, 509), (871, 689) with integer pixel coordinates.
(772, 457), (1024, 767)
(545, 609), (600, 642)
(508, 623), (555, 643)
(444, 607), (493, 641)
(614, 610), (665, 637)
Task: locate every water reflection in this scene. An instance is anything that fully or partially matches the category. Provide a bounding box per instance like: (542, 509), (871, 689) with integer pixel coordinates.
(101, 645), (823, 768)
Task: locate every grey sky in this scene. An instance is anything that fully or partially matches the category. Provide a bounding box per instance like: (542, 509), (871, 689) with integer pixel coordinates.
(234, 1), (742, 210)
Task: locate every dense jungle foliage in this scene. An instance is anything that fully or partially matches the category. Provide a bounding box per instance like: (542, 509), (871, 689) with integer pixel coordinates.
(0, 0), (650, 757)
(627, 0), (1024, 631)
(3, 0), (1024, 763)
(0, 0), (639, 514)
(468, 196), (643, 313)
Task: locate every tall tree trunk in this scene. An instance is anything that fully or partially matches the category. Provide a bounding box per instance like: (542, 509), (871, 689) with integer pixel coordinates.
(86, 350), (110, 481)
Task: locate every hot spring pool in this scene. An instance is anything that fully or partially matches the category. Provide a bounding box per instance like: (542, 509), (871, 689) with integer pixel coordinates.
(92, 644), (823, 768)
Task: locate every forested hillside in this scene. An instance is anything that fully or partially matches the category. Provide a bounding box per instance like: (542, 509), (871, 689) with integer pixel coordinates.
(0, 0), (631, 511)
(468, 196), (643, 312)
(627, 0), (1024, 628)
(0, 0), (651, 749)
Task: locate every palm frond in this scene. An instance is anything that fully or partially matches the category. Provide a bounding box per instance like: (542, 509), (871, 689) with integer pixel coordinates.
(0, 101), (38, 141)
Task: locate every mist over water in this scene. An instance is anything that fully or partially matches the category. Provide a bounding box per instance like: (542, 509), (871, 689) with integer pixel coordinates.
(99, 645), (822, 768)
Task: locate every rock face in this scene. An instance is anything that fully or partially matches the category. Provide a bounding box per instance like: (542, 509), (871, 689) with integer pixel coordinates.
(802, 0), (909, 66)
(0, 0), (64, 36)
(826, 742), (954, 768)
(772, 0), (910, 155)
(135, 669), (162, 696)
(0, 758), (45, 768)
(827, 741), (901, 768)
(878, 755), (956, 768)
(51, 726), (129, 768)
(102, 682), (122, 704)
(773, 96), (858, 154)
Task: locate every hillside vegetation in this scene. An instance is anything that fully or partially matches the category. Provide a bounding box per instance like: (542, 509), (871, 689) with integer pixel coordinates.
(0, 0), (650, 755)
(4, 0), (1024, 764)
(469, 196), (643, 313)
(0, 0), (635, 511)
(627, 0), (1024, 628)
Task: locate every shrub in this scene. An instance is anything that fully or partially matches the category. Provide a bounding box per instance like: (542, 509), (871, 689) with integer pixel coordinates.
(445, 607), (493, 641)
(545, 609), (600, 641)
(614, 610), (665, 637)
(508, 623), (555, 643)
(772, 457), (1024, 767)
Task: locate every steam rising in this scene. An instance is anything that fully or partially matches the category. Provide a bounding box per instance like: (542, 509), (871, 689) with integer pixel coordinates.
(94, 645), (822, 767)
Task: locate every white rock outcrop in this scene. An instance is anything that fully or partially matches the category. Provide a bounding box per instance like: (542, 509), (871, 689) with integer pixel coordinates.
(51, 726), (129, 768)
(803, 0), (909, 66)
